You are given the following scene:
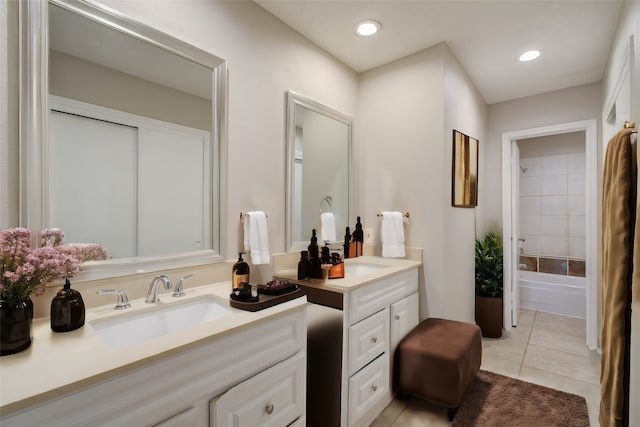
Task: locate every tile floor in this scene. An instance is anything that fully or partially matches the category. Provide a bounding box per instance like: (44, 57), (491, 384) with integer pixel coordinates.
(372, 309), (601, 426)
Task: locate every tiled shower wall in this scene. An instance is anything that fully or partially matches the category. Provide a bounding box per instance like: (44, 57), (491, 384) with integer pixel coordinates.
(519, 151), (586, 276)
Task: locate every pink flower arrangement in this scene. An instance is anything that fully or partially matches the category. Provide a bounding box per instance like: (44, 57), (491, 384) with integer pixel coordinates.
(0, 228), (111, 300)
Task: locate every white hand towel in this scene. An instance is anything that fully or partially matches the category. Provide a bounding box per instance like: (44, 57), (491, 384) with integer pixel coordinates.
(381, 211), (405, 258)
(243, 211), (270, 265)
(320, 212), (337, 242)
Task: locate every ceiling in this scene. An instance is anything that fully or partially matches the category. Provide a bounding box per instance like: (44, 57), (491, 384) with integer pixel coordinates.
(254, 0), (624, 105)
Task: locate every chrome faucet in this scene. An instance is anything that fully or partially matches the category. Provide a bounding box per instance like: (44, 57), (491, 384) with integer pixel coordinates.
(172, 274), (194, 297)
(96, 289), (131, 310)
(145, 275), (172, 303)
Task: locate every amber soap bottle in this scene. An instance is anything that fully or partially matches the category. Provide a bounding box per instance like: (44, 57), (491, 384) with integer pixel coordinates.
(232, 252), (250, 290)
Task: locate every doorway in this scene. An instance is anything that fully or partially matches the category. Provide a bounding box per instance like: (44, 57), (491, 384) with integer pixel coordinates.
(501, 119), (598, 350)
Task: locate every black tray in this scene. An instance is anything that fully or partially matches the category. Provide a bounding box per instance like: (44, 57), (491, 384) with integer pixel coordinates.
(258, 283), (299, 295)
(229, 288), (303, 312)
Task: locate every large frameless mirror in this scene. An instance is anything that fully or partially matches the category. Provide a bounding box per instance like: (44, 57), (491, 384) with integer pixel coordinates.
(20, 0), (227, 281)
(285, 91), (352, 252)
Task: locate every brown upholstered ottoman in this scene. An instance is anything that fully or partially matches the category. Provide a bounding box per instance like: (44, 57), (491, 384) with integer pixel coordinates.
(396, 317), (482, 420)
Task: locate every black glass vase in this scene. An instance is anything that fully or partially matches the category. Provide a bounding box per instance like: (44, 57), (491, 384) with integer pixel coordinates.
(0, 298), (32, 356)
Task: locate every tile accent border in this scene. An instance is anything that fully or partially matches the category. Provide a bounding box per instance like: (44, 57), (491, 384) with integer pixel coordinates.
(519, 255), (586, 278)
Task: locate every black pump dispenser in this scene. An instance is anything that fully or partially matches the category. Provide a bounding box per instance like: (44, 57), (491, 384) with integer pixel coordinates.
(343, 226), (351, 258)
(50, 278), (85, 332)
(308, 229), (323, 279)
(321, 243), (331, 264)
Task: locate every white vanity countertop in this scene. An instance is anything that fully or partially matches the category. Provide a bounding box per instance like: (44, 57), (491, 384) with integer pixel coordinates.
(0, 282), (308, 416)
(274, 255), (422, 293)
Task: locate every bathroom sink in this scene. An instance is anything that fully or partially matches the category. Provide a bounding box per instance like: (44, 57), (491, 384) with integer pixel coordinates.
(345, 262), (391, 276)
(91, 296), (234, 349)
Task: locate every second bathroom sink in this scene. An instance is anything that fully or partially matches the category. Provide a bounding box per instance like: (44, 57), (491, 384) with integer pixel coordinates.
(345, 262), (391, 276)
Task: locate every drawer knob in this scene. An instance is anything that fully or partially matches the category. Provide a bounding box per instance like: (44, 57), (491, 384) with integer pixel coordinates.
(371, 336), (378, 343)
(265, 403), (275, 415)
(371, 384), (378, 392)
(395, 315), (401, 320)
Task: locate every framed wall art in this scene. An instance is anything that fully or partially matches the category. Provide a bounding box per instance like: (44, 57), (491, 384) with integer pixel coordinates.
(452, 129), (478, 208)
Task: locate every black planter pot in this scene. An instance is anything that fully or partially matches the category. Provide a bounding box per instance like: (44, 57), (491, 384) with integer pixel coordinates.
(475, 295), (503, 338)
(0, 298), (33, 356)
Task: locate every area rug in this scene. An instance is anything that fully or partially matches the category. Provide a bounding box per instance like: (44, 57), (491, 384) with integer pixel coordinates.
(452, 370), (590, 426)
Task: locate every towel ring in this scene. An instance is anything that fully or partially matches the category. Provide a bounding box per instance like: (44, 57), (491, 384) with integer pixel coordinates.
(320, 196), (333, 213)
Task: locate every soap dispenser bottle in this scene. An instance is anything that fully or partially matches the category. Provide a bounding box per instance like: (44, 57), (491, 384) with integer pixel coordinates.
(351, 217), (364, 257)
(232, 252), (250, 291)
(297, 250), (311, 280)
(308, 229), (323, 279)
(343, 226), (351, 258)
(50, 278), (85, 332)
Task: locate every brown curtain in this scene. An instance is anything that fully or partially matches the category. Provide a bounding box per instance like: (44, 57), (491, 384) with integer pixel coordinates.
(601, 128), (636, 427)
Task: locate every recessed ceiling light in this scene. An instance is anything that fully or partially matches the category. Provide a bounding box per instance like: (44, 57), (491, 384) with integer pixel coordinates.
(354, 20), (380, 37)
(519, 50), (541, 62)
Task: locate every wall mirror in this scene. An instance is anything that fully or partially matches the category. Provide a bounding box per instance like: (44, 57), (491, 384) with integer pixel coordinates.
(20, 0), (228, 281)
(285, 91), (352, 252)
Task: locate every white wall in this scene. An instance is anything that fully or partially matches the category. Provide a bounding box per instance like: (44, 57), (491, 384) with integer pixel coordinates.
(601, 2), (640, 425)
(358, 43), (487, 322)
(443, 49), (488, 321)
(358, 45), (446, 321)
(483, 83), (602, 234)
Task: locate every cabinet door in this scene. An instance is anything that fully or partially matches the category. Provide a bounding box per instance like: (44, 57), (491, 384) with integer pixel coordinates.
(210, 352), (305, 427)
(390, 292), (419, 352)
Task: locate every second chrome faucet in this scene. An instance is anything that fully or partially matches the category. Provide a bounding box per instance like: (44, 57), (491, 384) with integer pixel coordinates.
(145, 275), (172, 303)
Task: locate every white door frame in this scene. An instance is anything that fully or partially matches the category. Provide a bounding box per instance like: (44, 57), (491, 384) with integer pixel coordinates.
(501, 119), (598, 350)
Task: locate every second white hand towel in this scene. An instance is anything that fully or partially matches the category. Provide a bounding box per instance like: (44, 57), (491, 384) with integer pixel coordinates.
(381, 211), (405, 258)
(320, 212), (336, 242)
(243, 211), (270, 265)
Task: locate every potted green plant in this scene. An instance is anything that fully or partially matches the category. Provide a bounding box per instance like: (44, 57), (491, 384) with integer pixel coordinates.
(475, 230), (503, 338)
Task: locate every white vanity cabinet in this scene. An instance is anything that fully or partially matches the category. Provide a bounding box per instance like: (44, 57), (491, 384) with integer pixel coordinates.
(289, 263), (419, 427)
(1, 309), (306, 427)
(344, 269), (419, 427)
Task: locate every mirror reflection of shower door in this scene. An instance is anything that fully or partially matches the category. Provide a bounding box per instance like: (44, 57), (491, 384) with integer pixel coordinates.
(49, 110), (137, 258)
(510, 141), (520, 327)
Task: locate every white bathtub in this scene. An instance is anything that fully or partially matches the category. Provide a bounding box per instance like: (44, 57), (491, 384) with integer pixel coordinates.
(519, 271), (586, 319)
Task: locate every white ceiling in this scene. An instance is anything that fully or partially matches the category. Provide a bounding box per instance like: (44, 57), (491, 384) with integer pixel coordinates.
(254, 0), (625, 104)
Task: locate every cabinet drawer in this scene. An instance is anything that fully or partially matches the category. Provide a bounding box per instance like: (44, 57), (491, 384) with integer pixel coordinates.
(210, 352), (305, 427)
(348, 308), (389, 376)
(348, 269), (418, 324)
(153, 406), (198, 426)
(348, 353), (389, 427)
